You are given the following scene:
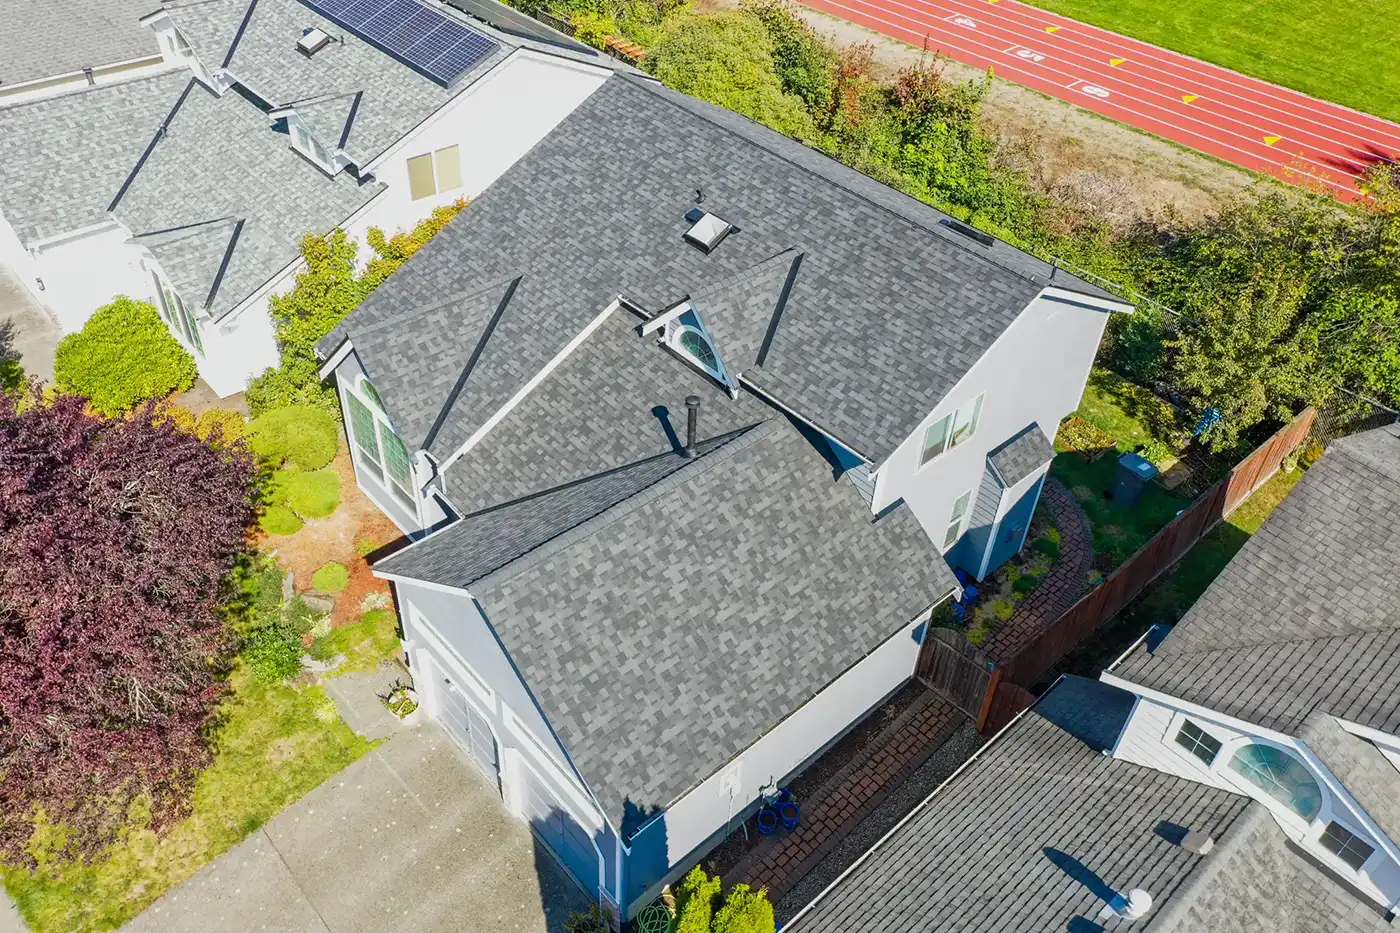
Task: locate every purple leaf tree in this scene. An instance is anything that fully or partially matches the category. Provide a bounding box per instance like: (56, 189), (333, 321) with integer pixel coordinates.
(0, 389), (257, 864)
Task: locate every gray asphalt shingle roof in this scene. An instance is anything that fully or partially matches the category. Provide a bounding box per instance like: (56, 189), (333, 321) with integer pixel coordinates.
(110, 79), (384, 319)
(1, 0), (159, 87)
(787, 676), (1252, 933)
(1114, 425), (1400, 733)
(0, 72), (188, 244)
(1297, 712), (1400, 848)
(988, 422), (1055, 487)
(326, 72), (1121, 465)
(387, 415), (957, 828)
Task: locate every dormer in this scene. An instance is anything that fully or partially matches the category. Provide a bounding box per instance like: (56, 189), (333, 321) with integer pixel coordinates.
(140, 10), (228, 93)
(270, 105), (355, 175)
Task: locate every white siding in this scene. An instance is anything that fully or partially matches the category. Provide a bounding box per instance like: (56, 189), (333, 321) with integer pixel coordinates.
(29, 224), (152, 333)
(1111, 694), (1238, 790)
(873, 293), (1112, 555)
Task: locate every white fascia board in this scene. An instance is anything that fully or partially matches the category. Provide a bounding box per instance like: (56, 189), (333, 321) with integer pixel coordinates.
(1337, 719), (1400, 751)
(1040, 285), (1135, 315)
(372, 569), (471, 596)
(28, 219), (125, 252)
(1099, 670), (1301, 745)
(317, 338), (355, 380)
(638, 300), (691, 336)
(439, 298), (620, 473)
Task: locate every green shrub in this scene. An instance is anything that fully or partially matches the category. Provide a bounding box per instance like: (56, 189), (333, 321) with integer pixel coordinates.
(712, 883), (774, 933)
(312, 561), (350, 593)
(1299, 440), (1325, 469)
(241, 620), (304, 683)
(53, 296), (197, 416)
(284, 595), (326, 635)
(248, 404), (339, 469)
(259, 505), (304, 536)
(282, 468), (341, 519)
(563, 906), (613, 933)
(675, 867), (722, 933)
(354, 535), (379, 556)
(1032, 536), (1061, 563)
(991, 599), (1015, 620)
(1012, 573), (1040, 595)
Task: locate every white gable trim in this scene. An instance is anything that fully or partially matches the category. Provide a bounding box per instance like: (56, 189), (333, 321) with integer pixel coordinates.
(1100, 671), (1299, 744)
(638, 299), (692, 336)
(439, 298), (620, 473)
(318, 337), (355, 380)
(1041, 285), (1135, 314)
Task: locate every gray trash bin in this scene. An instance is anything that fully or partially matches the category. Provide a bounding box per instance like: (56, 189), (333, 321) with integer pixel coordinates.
(1113, 452), (1159, 508)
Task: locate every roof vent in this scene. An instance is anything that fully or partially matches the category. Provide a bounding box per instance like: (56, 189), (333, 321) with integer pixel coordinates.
(683, 210), (734, 254)
(297, 27), (332, 57)
(939, 217), (995, 247)
(1099, 889), (1153, 921)
(1181, 831), (1214, 856)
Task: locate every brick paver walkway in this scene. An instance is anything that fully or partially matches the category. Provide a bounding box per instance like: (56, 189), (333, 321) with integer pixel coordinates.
(983, 477), (1094, 663)
(723, 691), (962, 899)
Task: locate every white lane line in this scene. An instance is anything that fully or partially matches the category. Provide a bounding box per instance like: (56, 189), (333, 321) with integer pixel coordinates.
(944, 0), (1400, 147)
(866, 0), (1375, 177)
(806, 0), (1357, 193)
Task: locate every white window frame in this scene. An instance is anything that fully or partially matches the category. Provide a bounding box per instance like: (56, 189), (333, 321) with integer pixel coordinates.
(667, 320), (729, 385)
(920, 393), (985, 468)
(151, 269), (203, 356)
(345, 375), (417, 511)
(1318, 818), (1377, 872)
(943, 488), (973, 551)
(1174, 718), (1223, 767)
(290, 119), (334, 171)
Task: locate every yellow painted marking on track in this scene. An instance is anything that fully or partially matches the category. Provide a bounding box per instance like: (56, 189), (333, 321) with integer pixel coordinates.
(1045, 24), (1060, 32)
(1182, 94), (1199, 103)
(1263, 135), (1282, 145)
(1109, 57), (1126, 65)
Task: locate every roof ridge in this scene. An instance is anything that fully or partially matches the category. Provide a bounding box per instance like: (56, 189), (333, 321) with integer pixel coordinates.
(470, 419), (776, 592)
(421, 275), (521, 450)
(618, 74), (1096, 298)
(108, 77), (200, 212)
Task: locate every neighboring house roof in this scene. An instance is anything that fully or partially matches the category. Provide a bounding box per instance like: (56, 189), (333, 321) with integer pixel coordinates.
(786, 676), (1255, 933)
(988, 421), (1055, 487)
(379, 413), (958, 829)
(1113, 424), (1400, 733)
(1297, 712), (1400, 848)
(0, 72), (188, 244)
(323, 72), (1123, 465)
(789, 676), (1394, 933)
(109, 79), (384, 319)
(0, 0), (159, 87)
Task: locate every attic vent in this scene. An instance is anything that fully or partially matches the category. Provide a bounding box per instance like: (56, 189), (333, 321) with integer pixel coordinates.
(939, 217), (995, 247)
(297, 27), (332, 57)
(683, 209), (734, 254)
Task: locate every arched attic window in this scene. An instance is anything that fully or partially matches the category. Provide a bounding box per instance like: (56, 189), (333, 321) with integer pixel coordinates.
(1228, 743), (1322, 820)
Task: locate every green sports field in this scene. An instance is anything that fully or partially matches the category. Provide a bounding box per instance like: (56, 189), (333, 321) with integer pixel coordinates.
(1021, 0), (1399, 123)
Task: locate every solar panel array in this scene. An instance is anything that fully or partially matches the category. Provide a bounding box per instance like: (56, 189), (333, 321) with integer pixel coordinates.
(300, 0), (499, 85)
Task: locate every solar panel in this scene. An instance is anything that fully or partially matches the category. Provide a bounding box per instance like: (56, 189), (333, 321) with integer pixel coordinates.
(297, 0), (500, 85)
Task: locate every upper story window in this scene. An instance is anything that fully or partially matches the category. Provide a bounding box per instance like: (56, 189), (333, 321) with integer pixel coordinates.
(346, 377), (416, 512)
(1320, 821), (1375, 871)
(1174, 720), (1222, 766)
(921, 394), (984, 467)
(1228, 743), (1322, 820)
(407, 145), (463, 201)
(151, 270), (203, 356)
(943, 489), (972, 550)
(291, 121), (334, 171)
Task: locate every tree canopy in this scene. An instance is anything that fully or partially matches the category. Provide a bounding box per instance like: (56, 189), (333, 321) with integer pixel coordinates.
(0, 391), (257, 864)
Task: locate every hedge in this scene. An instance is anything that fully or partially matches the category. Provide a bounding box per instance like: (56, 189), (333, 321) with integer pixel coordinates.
(248, 404), (338, 469)
(53, 296), (197, 416)
(259, 505), (304, 536)
(281, 468), (341, 519)
(312, 562), (350, 593)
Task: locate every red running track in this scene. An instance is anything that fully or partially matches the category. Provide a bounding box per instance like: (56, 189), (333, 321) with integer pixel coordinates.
(799, 0), (1400, 201)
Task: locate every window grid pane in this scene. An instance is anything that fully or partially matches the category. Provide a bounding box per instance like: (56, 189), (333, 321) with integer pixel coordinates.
(407, 152), (436, 200)
(943, 521), (961, 550)
(435, 144), (463, 191)
(1228, 744), (1322, 820)
(346, 393), (383, 478)
(949, 395), (983, 450)
(921, 415), (951, 465)
(380, 424), (416, 508)
(1321, 822), (1374, 870)
(1174, 720), (1222, 766)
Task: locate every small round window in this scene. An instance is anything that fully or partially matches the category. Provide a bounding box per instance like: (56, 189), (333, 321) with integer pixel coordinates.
(1229, 743), (1322, 820)
(678, 327), (719, 374)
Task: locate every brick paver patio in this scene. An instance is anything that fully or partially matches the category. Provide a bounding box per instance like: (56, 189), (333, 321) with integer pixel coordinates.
(723, 691), (962, 899)
(982, 477), (1094, 663)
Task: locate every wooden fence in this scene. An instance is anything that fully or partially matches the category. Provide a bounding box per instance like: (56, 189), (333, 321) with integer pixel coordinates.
(915, 627), (997, 727)
(923, 407), (1317, 733)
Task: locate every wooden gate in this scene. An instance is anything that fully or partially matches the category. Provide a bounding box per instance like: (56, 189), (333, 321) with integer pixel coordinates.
(916, 627), (999, 728)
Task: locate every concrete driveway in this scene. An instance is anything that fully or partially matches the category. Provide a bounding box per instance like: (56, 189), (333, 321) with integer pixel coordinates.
(0, 266), (58, 384)
(122, 725), (590, 933)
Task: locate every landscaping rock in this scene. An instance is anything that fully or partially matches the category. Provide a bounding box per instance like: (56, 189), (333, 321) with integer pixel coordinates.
(300, 592), (335, 614)
(302, 653), (345, 675)
(280, 570), (295, 603)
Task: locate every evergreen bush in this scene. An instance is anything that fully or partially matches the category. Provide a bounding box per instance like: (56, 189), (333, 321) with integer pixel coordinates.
(282, 468), (341, 519)
(259, 505), (304, 536)
(53, 297), (197, 416)
(312, 561), (350, 593)
(248, 404), (338, 469)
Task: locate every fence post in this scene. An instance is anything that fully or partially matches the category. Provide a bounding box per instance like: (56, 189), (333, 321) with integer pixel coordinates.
(975, 666), (1002, 733)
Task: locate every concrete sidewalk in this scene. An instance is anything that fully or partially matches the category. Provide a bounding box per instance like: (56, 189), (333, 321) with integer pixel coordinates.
(0, 266), (58, 384)
(121, 725), (589, 933)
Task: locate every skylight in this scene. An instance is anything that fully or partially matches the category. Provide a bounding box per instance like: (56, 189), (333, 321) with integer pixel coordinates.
(683, 211), (734, 253)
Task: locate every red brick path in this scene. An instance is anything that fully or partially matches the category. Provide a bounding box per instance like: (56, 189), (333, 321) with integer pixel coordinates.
(723, 692), (962, 899)
(982, 477), (1094, 663)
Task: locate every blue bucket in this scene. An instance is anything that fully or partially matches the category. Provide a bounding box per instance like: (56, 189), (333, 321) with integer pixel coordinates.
(757, 807), (779, 835)
(779, 801), (800, 830)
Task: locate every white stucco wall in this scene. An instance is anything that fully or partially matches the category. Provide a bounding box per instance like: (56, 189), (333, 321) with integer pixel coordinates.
(872, 292), (1115, 555)
(29, 225), (152, 333)
(1107, 683), (1400, 909)
(626, 613), (928, 909)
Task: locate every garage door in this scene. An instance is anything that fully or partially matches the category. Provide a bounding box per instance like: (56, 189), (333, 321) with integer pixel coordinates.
(438, 676), (498, 786)
(519, 765), (599, 898)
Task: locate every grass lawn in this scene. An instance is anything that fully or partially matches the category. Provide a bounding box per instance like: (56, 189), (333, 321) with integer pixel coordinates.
(3, 668), (377, 933)
(1072, 368), (1184, 459)
(1021, 0), (1398, 122)
(1051, 450), (1191, 569)
(1056, 465), (1303, 678)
